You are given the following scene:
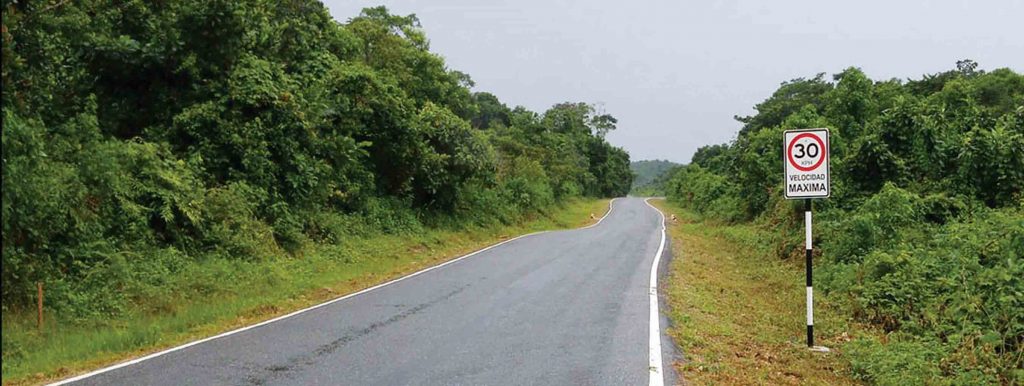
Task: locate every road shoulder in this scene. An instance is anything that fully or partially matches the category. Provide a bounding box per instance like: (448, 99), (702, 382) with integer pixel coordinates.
(649, 199), (856, 385)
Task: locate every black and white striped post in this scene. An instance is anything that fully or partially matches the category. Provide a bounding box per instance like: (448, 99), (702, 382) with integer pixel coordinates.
(804, 198), (813, 347)
(783, 129), (830, 352)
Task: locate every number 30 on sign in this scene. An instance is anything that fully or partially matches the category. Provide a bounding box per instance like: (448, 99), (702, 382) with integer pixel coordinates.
(784, 129), (830, 199)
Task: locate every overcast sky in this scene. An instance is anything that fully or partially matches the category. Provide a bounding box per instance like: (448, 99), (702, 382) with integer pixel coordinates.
(323, 0), (1023, 163)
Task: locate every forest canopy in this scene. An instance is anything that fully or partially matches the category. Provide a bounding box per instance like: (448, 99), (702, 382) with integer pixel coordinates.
(1, 1), (632, 313)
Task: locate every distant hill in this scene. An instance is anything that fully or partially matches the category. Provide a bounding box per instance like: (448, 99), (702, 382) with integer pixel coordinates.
(630, 160), (681, 195)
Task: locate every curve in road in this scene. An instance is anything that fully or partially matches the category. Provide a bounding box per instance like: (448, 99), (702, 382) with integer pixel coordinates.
(54, 197), (672, 386)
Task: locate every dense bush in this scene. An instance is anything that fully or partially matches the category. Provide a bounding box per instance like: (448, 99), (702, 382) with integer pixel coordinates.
(1, 2), (632, 319)
(665, 62), (1023, 383)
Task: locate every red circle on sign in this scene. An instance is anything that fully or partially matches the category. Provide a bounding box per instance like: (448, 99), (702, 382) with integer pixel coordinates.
(787, 133), (826, 172)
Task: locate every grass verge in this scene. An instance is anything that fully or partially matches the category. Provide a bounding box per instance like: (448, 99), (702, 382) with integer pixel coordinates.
(651, 199), (860, 385)
(2, 198), (610, 385)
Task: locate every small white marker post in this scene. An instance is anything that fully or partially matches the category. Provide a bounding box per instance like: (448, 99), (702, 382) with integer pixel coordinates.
(783, 129), (830, 352)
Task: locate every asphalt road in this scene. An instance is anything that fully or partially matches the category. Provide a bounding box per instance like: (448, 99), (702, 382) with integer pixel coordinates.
(61, 197), (674, 386)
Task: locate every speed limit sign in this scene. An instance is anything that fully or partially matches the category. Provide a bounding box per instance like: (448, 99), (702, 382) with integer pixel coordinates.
(784, 129), (829, 199)
(784, 129), (830, 350)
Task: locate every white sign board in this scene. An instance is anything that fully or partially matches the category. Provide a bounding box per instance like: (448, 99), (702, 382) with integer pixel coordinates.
(784, 129), (830, 199)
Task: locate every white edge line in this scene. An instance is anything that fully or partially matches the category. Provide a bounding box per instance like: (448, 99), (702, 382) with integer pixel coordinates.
(48, 197), (620, 385)
(644, 198), (667, 386)
(578, 197), (617, 230)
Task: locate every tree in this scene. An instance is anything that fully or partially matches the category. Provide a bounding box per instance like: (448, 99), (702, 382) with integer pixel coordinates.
(735, 73), (832, 136)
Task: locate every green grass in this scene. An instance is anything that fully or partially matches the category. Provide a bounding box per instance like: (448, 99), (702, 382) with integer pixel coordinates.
(651, 199), (863, 385)
(1, 198), (610, 385)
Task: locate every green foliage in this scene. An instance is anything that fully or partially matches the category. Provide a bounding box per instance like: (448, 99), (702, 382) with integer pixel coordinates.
(824, 206), (1022, 383)
(690, 144), (731, 173)
(957, 122), (1024, 206)
(823, 184), (923, 263)
(499, 157), (556, 213)
(412, 102), (496, 211)
(1, 0), (631, 331)
(846, 338), (948, 385)
(664, 62), (1024, 384)
(470, 92), (511, 129)
(629, 159), (680, 195)
(734, 73), (832, 136)
(666, 165), (744, 222)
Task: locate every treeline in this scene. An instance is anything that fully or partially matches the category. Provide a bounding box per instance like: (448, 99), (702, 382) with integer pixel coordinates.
(1, 2), (631, 315)
(665, 62), (1023, 384)
(629, 159), (679, 195)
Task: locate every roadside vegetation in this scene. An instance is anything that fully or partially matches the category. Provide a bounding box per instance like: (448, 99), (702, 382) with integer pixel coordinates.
(1, 2), (632, 383)
(652, 200), (855, 385)
(2, 198), (609, 385)
(663, 62), (1023, 384)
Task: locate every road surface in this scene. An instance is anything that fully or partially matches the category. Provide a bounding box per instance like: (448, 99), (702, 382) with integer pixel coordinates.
(59, 197), (674, 385)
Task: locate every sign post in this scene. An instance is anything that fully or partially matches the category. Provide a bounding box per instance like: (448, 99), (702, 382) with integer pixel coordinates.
(783, 129), (830, 351)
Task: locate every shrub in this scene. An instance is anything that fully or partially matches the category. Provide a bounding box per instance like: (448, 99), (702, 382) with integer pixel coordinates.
(667, 63), (1024, 384)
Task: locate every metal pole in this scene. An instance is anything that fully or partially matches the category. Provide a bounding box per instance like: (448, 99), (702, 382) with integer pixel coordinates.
(805, 199), (813, 347)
